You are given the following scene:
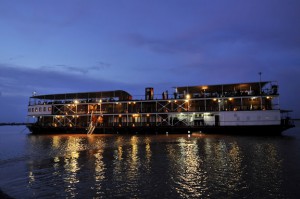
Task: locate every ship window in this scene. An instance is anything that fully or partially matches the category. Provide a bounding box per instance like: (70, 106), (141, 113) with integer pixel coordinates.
(43, 107), (46, 112)
(35, 108), (38, 112)
(32, 108), (34, 112)
(39, 107), (42, 112)
(193, 93), (200, 98)
(28, 108), (31, 112)
(48, 107), (52, 111)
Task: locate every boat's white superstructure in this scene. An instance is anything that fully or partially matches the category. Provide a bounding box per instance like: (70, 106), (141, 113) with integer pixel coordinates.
(26, 81), (294, 135)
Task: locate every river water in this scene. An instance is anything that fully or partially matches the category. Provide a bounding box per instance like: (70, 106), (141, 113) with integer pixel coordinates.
(0, 123), (300, 199)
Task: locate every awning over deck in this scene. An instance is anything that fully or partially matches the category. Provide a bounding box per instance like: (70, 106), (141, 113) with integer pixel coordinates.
(176, 81), (275, 95)
(30, 90), (132, 101)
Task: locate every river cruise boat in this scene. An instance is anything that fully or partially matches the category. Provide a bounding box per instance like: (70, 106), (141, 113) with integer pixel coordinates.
(27, 81), (294, 135)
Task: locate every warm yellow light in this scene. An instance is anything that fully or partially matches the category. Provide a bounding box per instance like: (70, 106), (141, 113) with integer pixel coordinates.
(74, 100), (79, 104)
(186, 94), (191, 99)
(229, 98), (233, 101)
(213, 98), (217, 101)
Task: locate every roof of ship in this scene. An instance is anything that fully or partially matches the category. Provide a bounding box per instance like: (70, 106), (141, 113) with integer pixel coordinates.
(30, 90), (132, 100)
(176, 81), (274, 94)
(30, 81), (277, 100)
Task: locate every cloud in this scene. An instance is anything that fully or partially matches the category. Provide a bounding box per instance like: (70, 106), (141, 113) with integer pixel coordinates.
(124, 0), (300, 60)
(41, 65), (87, 74)
(0, 62), (127, 97)
(0, 0), (91, 27)
(39, 61), (111, 75)
(95, 61), (111, 69)
(126, 34), (175, 54)
(0, 62), (145, 122)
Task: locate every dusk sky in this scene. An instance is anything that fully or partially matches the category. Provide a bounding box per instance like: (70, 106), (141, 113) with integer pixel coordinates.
(1, 0), (300, 122)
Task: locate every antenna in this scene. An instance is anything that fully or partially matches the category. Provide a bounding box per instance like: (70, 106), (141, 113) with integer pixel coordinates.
(258, 72), (262, 109)
(258, 72), (262, 94)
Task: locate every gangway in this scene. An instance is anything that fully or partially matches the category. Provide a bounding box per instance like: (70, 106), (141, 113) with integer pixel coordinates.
(87, 111), (96, 134)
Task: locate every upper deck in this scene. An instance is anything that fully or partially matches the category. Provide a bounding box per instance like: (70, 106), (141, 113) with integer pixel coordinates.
(29, 81), (278, 103)
(29, 90), (132, 102)
(176, 81), (277, 98)
(27, 81), (280, 117)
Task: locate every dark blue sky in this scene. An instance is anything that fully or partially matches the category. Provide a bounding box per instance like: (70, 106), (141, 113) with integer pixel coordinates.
(1, 0), (300, 122)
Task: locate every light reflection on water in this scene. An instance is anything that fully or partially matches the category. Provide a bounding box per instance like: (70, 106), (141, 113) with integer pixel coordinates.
(1, 126), (300, 198)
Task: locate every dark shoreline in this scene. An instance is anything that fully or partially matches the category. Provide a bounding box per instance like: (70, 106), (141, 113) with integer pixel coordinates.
(0, 189), (14, 199)
(0, 123), (31, 126)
